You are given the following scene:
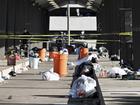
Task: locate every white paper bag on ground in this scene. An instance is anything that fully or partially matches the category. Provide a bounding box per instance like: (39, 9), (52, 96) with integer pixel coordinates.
(69, 75), (96, 98)
(42, 68), (60, 81)
(108, 67), (127, 77)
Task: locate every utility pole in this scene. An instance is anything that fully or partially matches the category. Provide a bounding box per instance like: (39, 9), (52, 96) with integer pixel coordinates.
(67, 0), (70, 45)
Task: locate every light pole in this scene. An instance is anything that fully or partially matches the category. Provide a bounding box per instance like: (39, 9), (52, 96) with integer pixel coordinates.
(67, 0), (70, 45)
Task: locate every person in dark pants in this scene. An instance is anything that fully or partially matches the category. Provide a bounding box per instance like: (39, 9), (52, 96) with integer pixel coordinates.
(22, 28), (30, 44)
(21, 28), (30, 57)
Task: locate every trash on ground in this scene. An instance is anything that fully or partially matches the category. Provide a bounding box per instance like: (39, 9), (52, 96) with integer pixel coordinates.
(68, 62), (75, 70)
(93, 63), (102, 77)
(98, 70), (108, 78)
(135, 71), (140, 80)
(108, 67), (127, 78)
(76, 53), (98, 66)
(41, 68), (60, 81)
(69, 75), (96, 98)
(74, 62), (94, 78)
(2, 74), (11, 80)
(0, 77), (4, 82)
(110, 54), (120, 61)
(9, 71), (16, 77)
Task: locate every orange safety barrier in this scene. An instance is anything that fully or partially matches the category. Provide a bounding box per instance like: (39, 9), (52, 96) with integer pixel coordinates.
(39, 48), (46, 61)
(49, 51), (59, 58)
(79, 48), (89, 59)
(53, 53), (68, 77)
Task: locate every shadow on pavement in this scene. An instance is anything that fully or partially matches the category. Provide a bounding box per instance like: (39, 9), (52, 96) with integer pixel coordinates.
(0, 87), (68, 89)
(33, 95), (68, 98)
(0, 104), (67, 105)
(104, 96), (140, 105)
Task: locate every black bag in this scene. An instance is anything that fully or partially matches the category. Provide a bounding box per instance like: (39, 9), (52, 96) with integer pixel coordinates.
(75, 61), (94, 78)
(9, 71), (16, 77)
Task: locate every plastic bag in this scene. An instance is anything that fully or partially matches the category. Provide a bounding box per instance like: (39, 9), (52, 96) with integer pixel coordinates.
(74, 62), (94, 78)
(41, 68), (60, 81)
(93, 63), (102, 72)
(108, 67), (127, 78)
(0, 77), (4, 82)
(68, 62), (75, 70)
(69, 75), (96, 98)
(2, 75), (11, 80)
(76, 54), (98, 65)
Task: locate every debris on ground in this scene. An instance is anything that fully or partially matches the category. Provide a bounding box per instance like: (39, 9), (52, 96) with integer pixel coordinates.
(41, 68), (60, 81)
(68, 62), (75, 70)
(69, 75), (96, 98)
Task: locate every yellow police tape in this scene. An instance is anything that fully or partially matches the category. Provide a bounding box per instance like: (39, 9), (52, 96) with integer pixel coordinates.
(0, 32), (132, 40)
(119, 32), (132, 36)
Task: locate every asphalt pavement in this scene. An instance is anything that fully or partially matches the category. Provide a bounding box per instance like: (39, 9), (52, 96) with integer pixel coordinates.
(0, 54), (139, 105)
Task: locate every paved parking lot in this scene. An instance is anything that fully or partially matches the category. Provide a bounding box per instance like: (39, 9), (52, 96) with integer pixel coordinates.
(0, 54), (139, 105)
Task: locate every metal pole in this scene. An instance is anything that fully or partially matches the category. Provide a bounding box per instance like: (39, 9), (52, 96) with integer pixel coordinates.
(14, 0), (16, 50)
(13, 0), (17, 70)
(67, 0), (70, 45)
(5, 0), (9, 52)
